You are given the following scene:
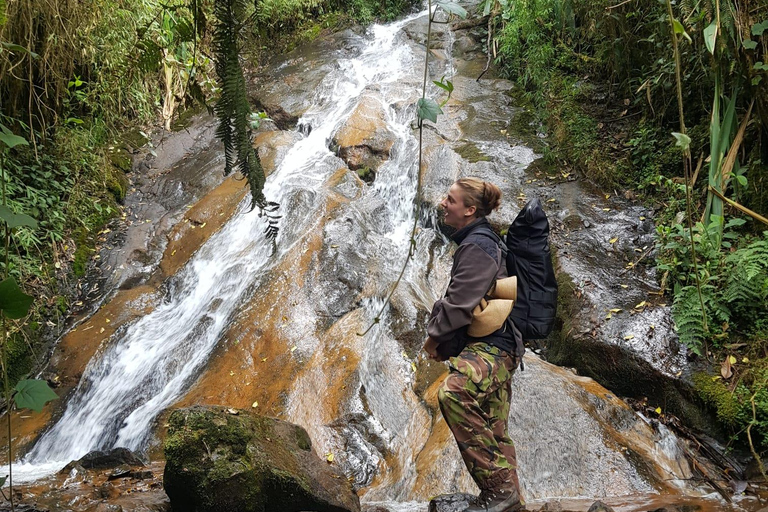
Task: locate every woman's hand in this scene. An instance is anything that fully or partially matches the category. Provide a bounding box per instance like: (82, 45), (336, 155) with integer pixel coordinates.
(423, 336), (442, 360)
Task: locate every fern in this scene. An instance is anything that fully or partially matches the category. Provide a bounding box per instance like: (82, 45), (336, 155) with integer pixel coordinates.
(213, 0), (279, 238)
(673, 284), (710, 354)
(724, 235), (768, 310)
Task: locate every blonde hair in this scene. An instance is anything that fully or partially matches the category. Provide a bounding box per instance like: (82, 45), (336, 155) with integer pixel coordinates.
(455, 177), (502, 217)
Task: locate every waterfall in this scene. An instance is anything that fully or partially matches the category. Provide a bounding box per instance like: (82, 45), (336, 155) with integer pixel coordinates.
(10, 10), (429, 483)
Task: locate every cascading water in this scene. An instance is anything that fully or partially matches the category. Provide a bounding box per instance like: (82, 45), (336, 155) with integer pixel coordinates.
(10, 10), (431, 483)
(4, 6), (722, 510)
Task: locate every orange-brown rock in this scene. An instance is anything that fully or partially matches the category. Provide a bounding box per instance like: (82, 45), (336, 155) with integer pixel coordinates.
(157, 175), (247, 280)
(253, 130), (304, 175)
(332, 93), (396, 171)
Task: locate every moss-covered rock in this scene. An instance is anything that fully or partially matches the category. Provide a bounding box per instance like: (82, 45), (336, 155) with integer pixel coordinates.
(163, 405), (360, 512)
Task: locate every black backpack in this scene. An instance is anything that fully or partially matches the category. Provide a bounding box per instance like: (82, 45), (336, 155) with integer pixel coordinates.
(504, 198), (558, 341)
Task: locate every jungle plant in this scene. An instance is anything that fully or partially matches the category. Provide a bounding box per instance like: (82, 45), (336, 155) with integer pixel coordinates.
(0, 125), (58, 509)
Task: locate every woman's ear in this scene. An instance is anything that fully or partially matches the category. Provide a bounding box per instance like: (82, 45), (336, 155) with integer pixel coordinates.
(465, 205), (477, 217)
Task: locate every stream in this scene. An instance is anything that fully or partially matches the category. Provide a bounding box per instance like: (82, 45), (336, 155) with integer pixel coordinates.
(3, 3), (761, 511)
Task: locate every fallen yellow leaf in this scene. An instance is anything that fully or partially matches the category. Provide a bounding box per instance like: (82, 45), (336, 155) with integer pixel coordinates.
(624, 335), (634, 340)
(252, 401), (258, 408)
(609, 237), (618, 244)
(326, 453), (334, 463)
(729, 355), (737, 365)
(743, 357), (750, 363)
(655, 407), (662, 414)
(610, 308), (622, 313)
(620, 284), (629, 289)
(635, 301), (647, 309)
(229, 371), (235, 376)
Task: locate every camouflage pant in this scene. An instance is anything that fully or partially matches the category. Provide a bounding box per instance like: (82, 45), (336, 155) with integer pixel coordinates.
(438, 342), (521, 494)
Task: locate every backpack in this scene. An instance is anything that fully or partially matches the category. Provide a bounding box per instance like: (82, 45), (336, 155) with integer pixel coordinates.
(504, 198), (558, 341)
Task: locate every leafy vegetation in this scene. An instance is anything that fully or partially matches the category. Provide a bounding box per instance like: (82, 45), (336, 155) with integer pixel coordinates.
(487, 0), (768, 451)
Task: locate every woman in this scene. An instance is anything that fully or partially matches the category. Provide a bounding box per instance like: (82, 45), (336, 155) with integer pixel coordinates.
(424, 177), (524, 512)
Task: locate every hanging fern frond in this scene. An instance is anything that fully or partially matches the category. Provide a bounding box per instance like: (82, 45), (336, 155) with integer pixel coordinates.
(213, 0), (278, 238)
(673, 284), (711, 354)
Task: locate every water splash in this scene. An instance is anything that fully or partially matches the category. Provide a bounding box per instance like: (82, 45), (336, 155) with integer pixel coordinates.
(11, 10), (427, 483)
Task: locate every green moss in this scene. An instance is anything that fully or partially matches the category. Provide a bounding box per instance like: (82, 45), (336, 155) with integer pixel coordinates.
(5, 333), (32, 384)
(55, 296), (68, 314)
(455, 142), (491, 163)
(356, 166), (375, 183)
(693, 372), (749, 428)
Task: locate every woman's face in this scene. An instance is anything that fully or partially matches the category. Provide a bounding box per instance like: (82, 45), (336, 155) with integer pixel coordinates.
(440, 183), (476, 229)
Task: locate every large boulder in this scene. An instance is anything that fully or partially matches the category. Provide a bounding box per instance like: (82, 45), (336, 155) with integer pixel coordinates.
(163, 406), (360, 512)
(332, 92), (396, 172)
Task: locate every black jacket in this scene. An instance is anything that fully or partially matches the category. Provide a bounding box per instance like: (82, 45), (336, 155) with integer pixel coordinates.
(428, 218), (521, 359)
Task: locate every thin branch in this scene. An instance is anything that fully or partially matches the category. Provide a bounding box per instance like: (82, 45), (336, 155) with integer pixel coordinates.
(708, 186), (768, 226)
(606, 0), (635, 10)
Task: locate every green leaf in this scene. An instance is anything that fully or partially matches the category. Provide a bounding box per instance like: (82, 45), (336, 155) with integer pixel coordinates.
(742, 39), (758, 50)
(673, 19), (692, 43)
(13, 379), (57, 412)
(751, 20), (768, 37)
(433, 78), (454, 94)
(0, 42), (39, 59)
(752, 76), (763, 86)
(436, 1), (467, 18)
(704, 20), (718, 55)
(736, 174), (748, 186)
(0, 205), (37, 229)
(0, 476), (5, 487)
(417, 98), (442, 123)
(672, 132), (691, 150)
(0, 278), (34, 319)
(755, 62), (768, 71)
(0, 124), (28, 149)
(482, 0), (493, 16)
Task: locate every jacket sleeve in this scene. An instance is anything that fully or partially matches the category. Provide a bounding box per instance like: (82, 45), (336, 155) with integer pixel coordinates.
(427, 243), (499, 344)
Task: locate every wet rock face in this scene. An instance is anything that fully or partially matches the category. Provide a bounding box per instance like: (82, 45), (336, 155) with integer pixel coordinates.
(62, 447), (145, 472)
(427, 493), (476, 512)
(332, 92), (397, 172)
(163, 406), (360, 512)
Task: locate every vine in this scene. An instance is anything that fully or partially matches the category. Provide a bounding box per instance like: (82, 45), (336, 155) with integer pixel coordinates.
(358, 0), (466, 336)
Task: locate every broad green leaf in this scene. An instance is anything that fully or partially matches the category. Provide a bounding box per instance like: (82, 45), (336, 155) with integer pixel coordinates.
(755, 62), (768, 71)
(736, 174), (747, 186)
(483, 0), (493, 16)
(0, 124), (27, 149)
(0, 42), (39, 59)
(752, 20), (768, 37)
(417, 97), (442, 123)
(0, 205), (38, 229)
(0, 277), (34, 319)
(672, 19), (692, 43)
(436, 1), (467, 18)
(704, 20), (718, 55)
(0, 476), (5, 487)
(672, 132), (691, 150)
(742, 40), (758, 50)
(13, 379), (58, 412)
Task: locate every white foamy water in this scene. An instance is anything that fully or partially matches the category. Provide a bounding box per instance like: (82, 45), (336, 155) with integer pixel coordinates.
(9, 10), (429, 483)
